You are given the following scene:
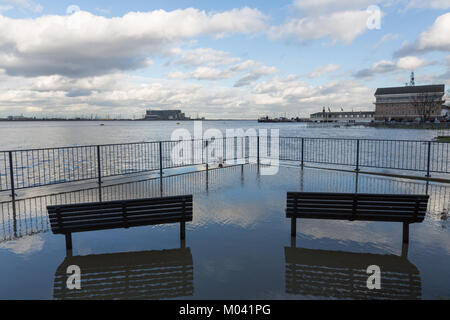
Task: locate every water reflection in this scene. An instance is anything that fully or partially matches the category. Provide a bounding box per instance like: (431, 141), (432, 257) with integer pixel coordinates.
(53, 246), (194, 300)
(285, 241), (421, 299)
(1, 165), (449, 245)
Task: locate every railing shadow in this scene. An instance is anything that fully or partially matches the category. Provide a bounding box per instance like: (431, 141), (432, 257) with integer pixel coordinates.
(53, 246), (194, 300)
(285, 240), (421, 299)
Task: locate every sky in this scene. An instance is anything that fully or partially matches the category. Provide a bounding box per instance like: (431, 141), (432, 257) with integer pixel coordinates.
(0, 0), (449, 119)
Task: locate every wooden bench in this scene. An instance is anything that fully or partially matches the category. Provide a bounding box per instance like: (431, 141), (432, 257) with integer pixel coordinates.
(48, 195), (193, 250)
(286, 192), (429, 244)
(53, 247), (193, 299)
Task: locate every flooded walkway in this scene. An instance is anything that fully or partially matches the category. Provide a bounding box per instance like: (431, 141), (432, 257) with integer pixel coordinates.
(0, 165), (449, 299)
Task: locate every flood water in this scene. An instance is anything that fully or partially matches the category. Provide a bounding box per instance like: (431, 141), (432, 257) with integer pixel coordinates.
(0, 165), (449, 299)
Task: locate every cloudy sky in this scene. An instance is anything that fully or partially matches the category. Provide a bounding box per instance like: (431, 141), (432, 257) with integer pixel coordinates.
(0, 0), (449, 119)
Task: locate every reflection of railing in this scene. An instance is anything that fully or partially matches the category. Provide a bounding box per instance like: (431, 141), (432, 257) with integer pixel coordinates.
(1, 137), (449, 196)
(1, 164), (448, 243)
(285, 246), (421, 299)
(53, 247), (193, 300)
(0, 165), (247, 242)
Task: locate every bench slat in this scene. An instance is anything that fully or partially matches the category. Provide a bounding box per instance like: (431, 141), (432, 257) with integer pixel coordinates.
(49, 205), (193, 221)
(286, 192), (428, 223)
(47, 195), (193, 236)
(48, 200), (192, 214)
(287, 203), (427, 210)
(286, 212), (423, 222)
(50, 211), (192, 227)
(47, 195), (191, 211)
(51, 216), (193, 234)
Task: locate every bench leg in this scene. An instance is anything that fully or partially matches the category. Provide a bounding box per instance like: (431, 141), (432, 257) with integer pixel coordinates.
(402, 222), (409, 244)
(290, 235), (296, 248)
(180, 221), (186, 240)
(291, 217), (296, 237)
(65, 233), (72, 251)
(401, 243), (409, 259)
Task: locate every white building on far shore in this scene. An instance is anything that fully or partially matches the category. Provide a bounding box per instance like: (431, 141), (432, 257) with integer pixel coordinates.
(310, 110), (374, 123)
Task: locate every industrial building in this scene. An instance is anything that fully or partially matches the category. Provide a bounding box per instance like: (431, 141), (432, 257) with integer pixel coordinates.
(374, 84), (446, 122)
(310, 110), (375, 123)
(144, 109), (188, 120)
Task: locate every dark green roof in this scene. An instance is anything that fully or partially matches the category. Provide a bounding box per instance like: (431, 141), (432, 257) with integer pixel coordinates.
(375, 84), (444, 95)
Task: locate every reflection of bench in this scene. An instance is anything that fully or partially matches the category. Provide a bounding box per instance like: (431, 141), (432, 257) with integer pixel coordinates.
(48, 195), (193, 250)
(53, 248), (193, 299)
(285, 246), (421, 299)
(286, 192), (429, 244)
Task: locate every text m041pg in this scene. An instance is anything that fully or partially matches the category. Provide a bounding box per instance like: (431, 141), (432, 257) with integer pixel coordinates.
(223, 305), (270, 315)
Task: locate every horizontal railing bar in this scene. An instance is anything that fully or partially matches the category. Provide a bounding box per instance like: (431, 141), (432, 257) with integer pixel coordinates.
(0, 136), (442, 153)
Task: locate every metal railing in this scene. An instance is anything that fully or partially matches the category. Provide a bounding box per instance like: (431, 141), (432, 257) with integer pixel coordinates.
(0, 137), (449, 196)
(279, 137), (449, 175)
(1, 163), (449, 243)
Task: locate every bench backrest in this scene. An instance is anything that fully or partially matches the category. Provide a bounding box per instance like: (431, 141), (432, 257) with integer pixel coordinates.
(286, 192), (428, 223)
(47, 195), (193, 234)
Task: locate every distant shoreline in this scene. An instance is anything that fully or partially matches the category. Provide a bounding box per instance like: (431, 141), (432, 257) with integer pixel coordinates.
(0, 118), (257, 122)
(368, 122), (450, 130)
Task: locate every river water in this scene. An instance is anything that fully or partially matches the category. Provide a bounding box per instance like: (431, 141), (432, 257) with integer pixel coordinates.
(0, 120), (443, 150)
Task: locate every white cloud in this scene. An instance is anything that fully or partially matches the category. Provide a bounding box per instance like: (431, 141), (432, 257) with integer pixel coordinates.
(0, 0), (42, 13)
(355, 56), (426, 78)
(234, 63), (279, 87)
(269, 10), (372, 44)
(251, 76), (374, 114)
(168, 66), (233, 80)
(293, 0), (380, 15)
(309, 64), (340, 78)
(373, 33), (399, 49)
(405, 0), (450, 9)
(0, 7), (267, 77)
(0, 4), (13, 12)
(0, 72), (374, 119)
(395, 13), (450, 56)
(230, 60), (255, 72)
(174, 48), (241, 68)
(396, 56), (426, 69)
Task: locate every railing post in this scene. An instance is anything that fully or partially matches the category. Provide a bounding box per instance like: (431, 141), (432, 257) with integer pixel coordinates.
(205, 140), (209, 172)
(426, 141), (431, 178)
(8, 151), (17, 237)
(355, 139), (360, 172)
(242, 136), (245, 164)
(159, 141), (163, 194)
(96, 145), (102, 201)
(191, 138), (194, 165)
(8, 151), (16, 202)
(257, 135), (260, 166)
(301, 138), (304, 169)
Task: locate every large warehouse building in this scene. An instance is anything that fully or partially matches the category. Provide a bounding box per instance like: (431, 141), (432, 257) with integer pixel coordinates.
(144, 109), (188, 120)
(374, 84), (446, 122)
